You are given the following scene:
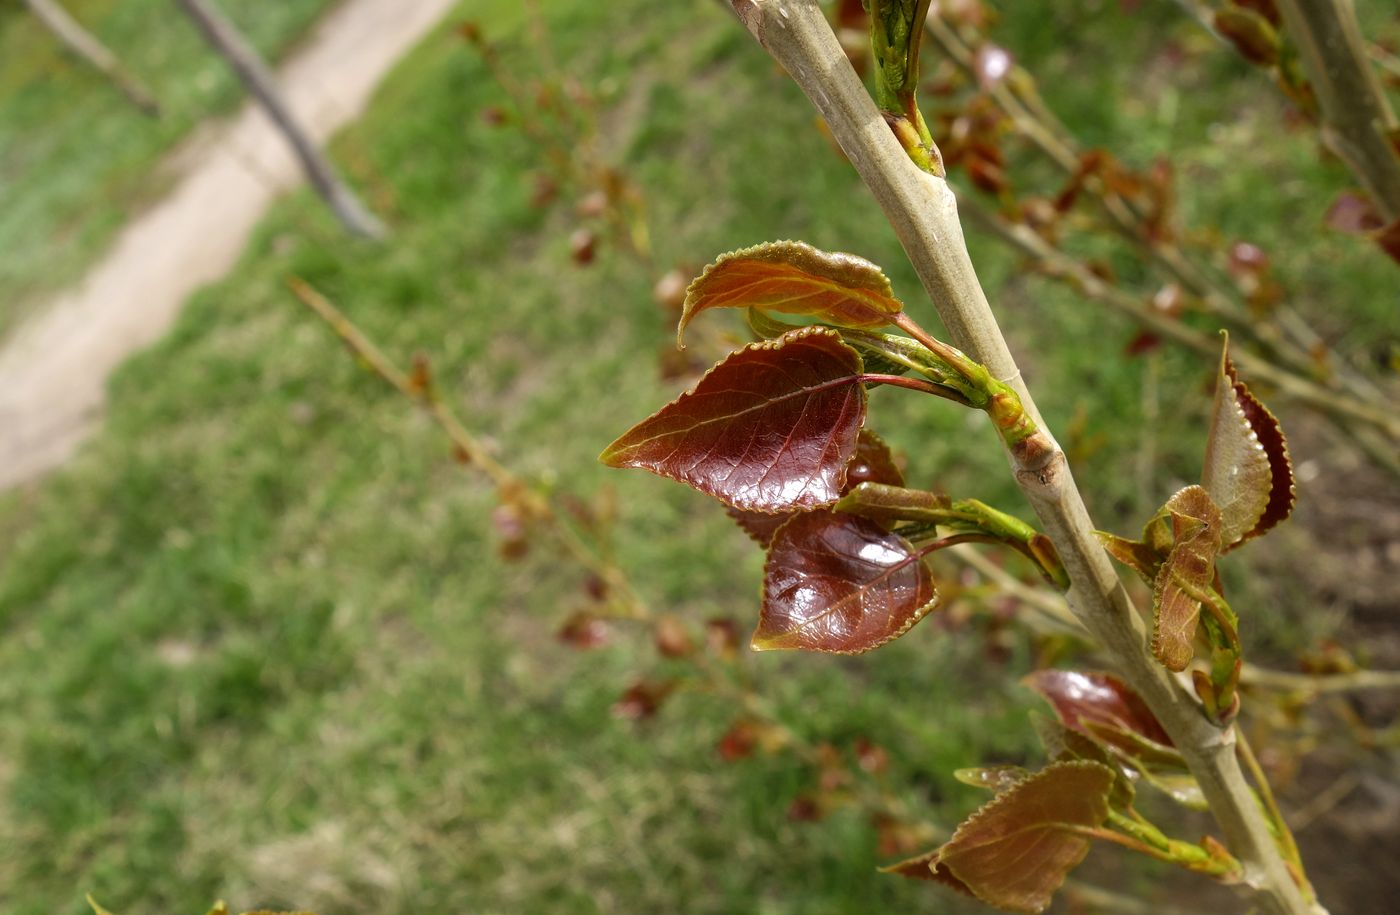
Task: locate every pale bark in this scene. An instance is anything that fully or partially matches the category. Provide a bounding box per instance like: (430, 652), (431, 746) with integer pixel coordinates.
(176, 0), (387, 240)
(727, 2), (1320, 913)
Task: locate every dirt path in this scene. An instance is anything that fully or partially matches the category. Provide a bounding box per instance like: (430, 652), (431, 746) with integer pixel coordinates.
(0, 0), (458, 490)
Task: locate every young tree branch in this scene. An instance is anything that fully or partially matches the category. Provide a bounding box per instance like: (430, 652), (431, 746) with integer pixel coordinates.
(1274, 0), (1400, 221)
(727, 2), (1319, 912)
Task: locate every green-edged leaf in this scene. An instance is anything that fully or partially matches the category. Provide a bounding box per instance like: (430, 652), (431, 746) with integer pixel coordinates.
(1029, 712), (1135, 810)
(1023, 670), (1174, 749)
(679, 240), (904, 346)
(1152, 486), (1222, 671)
(931, 761), (1115, 913)
(1135, 766), (1208, 810)
(727, 430), (903, 546)
(746, 305), (802, 340)
(601, 327), (867, 512)
(755, 510), (938, 653)
(834, 482), (952, 525)
(954, 765), (1031, 793)
(1201, 335), (1295, 550)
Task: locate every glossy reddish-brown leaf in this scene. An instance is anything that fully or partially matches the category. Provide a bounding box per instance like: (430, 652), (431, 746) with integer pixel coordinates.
(677, 241), (904, 347)
(754, 511), (938, 654)
(881, 847), (977, 898)
(727, 429), (903, 546)
(1201, 336), (1295, 550)
(1152, 486), (1222, 670)
(725, 506), (794, 548)
(845, 428), (904, 488)
(1377, 217), (1400, 266)
(1023, 670), (1173, 748)
(601, 327), (867, 512)
(930, 762), (1115, 913)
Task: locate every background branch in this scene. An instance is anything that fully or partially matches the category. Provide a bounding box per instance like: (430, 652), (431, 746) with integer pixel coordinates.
(1274, 0), (1400, 220)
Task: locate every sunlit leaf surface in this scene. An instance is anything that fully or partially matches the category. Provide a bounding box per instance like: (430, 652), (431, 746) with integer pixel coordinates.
(920, 762), (1114, 913)
(602, 327), (867, 512)
(678, 240), (904, 346)
(727, 429), (903, 545)
(1023, 669), (1173, 749)
(1201, 337), (1295, 550)
(755, 511), (937, 653)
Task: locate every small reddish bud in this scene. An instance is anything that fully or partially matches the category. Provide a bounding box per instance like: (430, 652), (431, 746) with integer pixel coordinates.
(530, 173), (559, 209)
(457, 21), (483, 44)
(480, 105), (508, 127)
(705, 617), (742, 658)
(576, 190), (608, 218)
(612, 680), (673, 720)
(787, 794), (824, 822)
(491, 504), (528, 560)
(854, 737), (889, 775)
(557, 612), (610, 650)
(1228, 241), (1269, 275)
(569, 228), (597, 265)
(652, 268), (689, 313)
(716, 720), (760, 761)
(583, 574), (609, 602)
(653, 615), (694, 659)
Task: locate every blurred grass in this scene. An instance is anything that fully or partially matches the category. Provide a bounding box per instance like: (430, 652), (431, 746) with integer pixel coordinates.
(0, 0), (338, 337)
(0, 0), (1394, 913)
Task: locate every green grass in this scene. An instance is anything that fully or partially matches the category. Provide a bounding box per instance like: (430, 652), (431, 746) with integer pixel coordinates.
(0, 1), (1394, 913)
(0, 0), (338, 337)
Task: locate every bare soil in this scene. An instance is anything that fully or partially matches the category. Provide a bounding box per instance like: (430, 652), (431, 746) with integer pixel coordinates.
(0, 0), (458, 489)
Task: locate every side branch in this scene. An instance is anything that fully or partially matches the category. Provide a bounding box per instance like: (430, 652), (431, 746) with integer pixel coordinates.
(728, 3), (1316, 913)
(1275, 0), (1400, 220)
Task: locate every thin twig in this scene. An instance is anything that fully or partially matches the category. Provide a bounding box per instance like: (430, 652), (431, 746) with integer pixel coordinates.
(287, 277), (647, 616)
(955, 192), (1400, 442)
(952, 545), (1400, 697)
(1288, 771), (1360, 832)
(924, 13), (1390, 408)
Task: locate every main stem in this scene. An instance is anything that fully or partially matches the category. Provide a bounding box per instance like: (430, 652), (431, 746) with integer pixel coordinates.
(727, 3), (1316, 913)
